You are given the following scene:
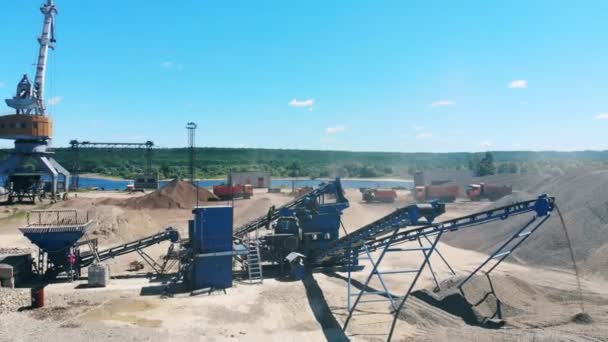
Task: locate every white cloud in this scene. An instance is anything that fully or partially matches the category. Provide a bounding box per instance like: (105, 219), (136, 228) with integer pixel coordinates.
(508, 79), (528, 89)
(0, 82), (5, 88)
(289, 98), (315, 108)
(326, 125), (346, 134)
(47, 96), (63, 106)
(430, 100), (456, 108)
(480, 140), (493, 148)
(415, 132), (433, 139)
(594, 113), (608, 120)
(413, 125), (424, 131)
(161, 61), (184, 71)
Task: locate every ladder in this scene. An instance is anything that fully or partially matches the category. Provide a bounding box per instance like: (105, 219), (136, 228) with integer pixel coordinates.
(246, 239), (263, 284)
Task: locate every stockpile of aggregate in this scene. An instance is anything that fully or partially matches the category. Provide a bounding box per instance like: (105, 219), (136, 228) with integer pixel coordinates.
(107, 179), (219, 209)
(443, 167), (608, 278)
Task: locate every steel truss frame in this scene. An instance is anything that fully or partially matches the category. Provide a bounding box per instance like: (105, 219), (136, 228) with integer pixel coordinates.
(342, 195), (554, 341)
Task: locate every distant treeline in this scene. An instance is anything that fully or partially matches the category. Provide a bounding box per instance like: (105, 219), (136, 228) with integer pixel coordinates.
(2, 148), (607, 180)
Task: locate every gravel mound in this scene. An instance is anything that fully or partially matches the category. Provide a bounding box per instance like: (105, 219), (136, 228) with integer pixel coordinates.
(400, 273), (592, 328)
(571, 312), (593, 324)
(103, 179), (219, 210)
(0, 288), (29, 314)
(443, 167), (608, 278)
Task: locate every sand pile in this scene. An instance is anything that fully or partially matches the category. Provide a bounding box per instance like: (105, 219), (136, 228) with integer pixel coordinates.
(399, 274), (597, 328)
(105, 179), (218, 210)
(443, 167), (608, 278)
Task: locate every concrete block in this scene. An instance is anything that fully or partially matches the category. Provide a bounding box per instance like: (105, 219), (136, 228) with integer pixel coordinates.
(88, 263), (110, 287)
(1, 277), (15, 288)
(0, 264), (14, 280)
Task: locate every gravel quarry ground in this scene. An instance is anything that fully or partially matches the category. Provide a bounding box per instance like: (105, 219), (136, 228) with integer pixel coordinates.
(0, 172), (607, 341)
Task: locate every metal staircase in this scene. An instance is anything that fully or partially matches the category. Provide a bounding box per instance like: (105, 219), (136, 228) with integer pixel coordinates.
(246, 239), (263, 284)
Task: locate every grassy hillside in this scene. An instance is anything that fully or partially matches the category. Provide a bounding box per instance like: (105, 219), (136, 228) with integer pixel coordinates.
(1, 147), (607, 180)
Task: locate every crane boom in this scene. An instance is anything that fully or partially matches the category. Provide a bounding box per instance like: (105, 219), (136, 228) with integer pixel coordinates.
(5, 1), (57, 115)
(34, 0), (58, 115)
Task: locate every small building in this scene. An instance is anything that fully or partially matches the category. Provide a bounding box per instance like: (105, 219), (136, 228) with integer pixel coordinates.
(414, 170), (474, 196)
(134, 173), (159, 190)
(228, 171), (271, 188)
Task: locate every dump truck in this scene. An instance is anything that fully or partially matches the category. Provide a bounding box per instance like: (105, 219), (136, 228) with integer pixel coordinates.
(414, 185), (459, 203)
(466, 183), (512, 201)
(126, 184), (145, 193)
(361, 188), (397, 203)
(213, 184), (253, 200)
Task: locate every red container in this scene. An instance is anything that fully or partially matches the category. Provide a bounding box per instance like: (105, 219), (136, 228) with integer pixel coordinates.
(374, 189), (397, 202)
(416, 185), (459, 202)
(483, 184), (512, 200)
(213, 184), (253, 200)
(31, 286), (45, 308)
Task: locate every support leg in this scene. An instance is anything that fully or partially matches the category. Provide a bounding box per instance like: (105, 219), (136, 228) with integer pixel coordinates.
(343, 227), (400, 331)
(458, 215), (549, 290)
(417, 237), (440, 291)
(386, 230), (444, 342)
(423, 234), (456, 275)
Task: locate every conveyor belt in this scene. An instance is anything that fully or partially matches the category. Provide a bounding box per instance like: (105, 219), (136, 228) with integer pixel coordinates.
(234, 179), (347, 238)
(312, 195), (554, 264)
(79, 227), (180, 268)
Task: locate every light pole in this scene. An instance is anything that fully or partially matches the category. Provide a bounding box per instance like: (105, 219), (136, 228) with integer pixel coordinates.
(186, 122), (198, 207)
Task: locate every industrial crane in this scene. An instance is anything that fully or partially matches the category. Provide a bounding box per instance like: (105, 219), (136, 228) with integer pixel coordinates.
(0, 0), (70, 202)
(5, 0), (57, 116)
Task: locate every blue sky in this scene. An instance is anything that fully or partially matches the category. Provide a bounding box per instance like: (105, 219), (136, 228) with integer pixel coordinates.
(1, 1), (607, 152)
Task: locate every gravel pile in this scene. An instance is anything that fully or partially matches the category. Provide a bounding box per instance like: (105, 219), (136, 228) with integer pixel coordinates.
(443, 167), (608, 278)
(101, 179), (219, 209)
(0, 288), (29, 314)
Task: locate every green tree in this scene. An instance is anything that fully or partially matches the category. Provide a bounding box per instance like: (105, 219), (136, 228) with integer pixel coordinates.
(497, 162), (518, 174)
(477, 151), (496, 176)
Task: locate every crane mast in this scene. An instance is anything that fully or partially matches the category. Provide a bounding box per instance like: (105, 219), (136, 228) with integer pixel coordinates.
(34, 0), (58, 115)
(5, 0), (57, 116)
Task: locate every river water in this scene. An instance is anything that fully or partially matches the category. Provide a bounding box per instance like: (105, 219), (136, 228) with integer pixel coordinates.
(76, 177), (413, 191)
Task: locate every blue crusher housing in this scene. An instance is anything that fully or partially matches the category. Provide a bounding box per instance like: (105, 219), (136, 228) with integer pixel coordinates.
(191, 205), (234, 290)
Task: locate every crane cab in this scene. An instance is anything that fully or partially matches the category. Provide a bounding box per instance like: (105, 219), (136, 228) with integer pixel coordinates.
(0, 114), (53, 140)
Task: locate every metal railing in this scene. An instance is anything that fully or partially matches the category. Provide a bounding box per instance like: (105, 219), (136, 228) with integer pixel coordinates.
(26, 209), (90, 227)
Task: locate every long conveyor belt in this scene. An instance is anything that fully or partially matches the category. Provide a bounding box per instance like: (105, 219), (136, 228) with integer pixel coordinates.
(311, 195), (555, 264)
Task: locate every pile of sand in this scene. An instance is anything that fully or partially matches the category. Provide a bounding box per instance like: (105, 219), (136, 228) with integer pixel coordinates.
(443, 167), (608, 279)
(103, 179), (218, 210)
(394, 274), (606, 340)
